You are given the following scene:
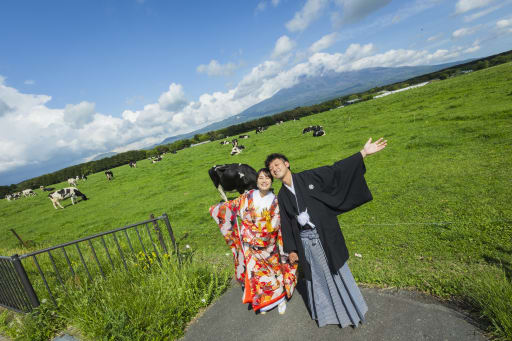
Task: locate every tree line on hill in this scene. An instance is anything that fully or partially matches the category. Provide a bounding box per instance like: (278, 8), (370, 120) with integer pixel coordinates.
(2, 49), (511, 197)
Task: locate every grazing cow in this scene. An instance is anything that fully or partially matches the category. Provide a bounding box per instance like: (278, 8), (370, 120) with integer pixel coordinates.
(208, 164), (258, 202)
(68, 178), (78, 187)
(302, 126), (313, 134)
(313, 129), (326, 137)
(22, 189), (36, 197)
(276, 120), (284, 125)
(105, 170), (114, 180)
(231, 138), (238, 147)
(48, 187), (88, 209)
(230, 146), (242, 156)
(129, 161), (137, 168)
(81, 174), (87, 180)
(5, 194), (12, 201)
(220, 140), (229, 145)
(303, 125), (324, 134)
(9, 192), (21, 200)
(40, 186), (55, 192)
(152, 157), (162, 164)
(255, 126), (266, 134)
(239, 134), (250, 139)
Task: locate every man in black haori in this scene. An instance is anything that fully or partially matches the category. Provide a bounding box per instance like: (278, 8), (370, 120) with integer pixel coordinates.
(265, 137), (387, 328)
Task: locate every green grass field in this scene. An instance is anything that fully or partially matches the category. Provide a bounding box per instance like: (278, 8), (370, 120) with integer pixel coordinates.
(1, 62), (511, 340)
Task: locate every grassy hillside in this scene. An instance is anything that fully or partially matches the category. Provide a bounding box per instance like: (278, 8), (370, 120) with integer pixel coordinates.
(1, 62), (511, 339)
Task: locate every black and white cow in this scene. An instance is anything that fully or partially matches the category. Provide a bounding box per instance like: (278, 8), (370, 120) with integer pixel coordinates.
(220, 140), (230, 145)
(151, 157), (162, 164)
(230, 146), (242, 156)
(129, 161), (137, 168)
(313, 129), (326, 137)
(48, 187), (88, 209)
(81, 174), (88, 180)
(68, 178), (78, 187)
(208, 163), (258, 202)
(22, 189), (36, 197)
(302, 125), (324, 135)
(40, 186), (56, 192)
(239, 134), (250, 139)
(105, 170), (114, 180)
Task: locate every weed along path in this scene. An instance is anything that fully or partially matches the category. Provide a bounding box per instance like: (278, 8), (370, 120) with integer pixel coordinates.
(181, 281), (487, 341)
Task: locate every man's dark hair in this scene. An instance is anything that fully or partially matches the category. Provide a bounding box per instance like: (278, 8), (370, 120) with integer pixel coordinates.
(265, 153), (290, 169)
(257, 168), (273, 182)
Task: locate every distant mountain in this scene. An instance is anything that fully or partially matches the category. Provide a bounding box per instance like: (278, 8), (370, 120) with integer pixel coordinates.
(154, 60), (470, 147)
(90, 152), (117, 161)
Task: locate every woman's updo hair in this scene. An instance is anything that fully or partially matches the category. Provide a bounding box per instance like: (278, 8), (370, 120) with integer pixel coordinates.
(257, 168), (273, 182)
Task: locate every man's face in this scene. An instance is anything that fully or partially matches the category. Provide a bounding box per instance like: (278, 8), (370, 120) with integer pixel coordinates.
(268, 158), (290, 180)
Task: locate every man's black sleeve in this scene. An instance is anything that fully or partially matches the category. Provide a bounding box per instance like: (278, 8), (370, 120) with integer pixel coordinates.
(305, 152), (373, 214)
(278, 194), (297, 253)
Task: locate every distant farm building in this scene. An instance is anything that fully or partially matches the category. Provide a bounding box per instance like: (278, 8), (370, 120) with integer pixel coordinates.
(374, 81), (430, 99)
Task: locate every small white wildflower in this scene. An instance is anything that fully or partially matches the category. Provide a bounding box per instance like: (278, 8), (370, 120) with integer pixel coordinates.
(225, 253), (230, 256)
(41, 298), (48, 304)
(201, 298), (206, 303)
(185, 244), (191, 249)
(354, 253), (362, 258)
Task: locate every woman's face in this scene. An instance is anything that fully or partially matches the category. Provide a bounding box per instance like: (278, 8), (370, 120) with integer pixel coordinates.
(257, 172), (272, 192)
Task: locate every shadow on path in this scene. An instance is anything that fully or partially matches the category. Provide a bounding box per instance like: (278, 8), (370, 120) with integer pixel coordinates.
(181, 282), (487, 341)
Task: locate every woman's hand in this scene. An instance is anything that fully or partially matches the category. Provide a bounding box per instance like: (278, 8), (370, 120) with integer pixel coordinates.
(289, 252), (299, 265)
(360, 137), (387, 158)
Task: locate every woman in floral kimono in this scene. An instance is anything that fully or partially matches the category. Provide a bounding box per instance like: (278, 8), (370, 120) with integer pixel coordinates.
(210, 168), (298, 314)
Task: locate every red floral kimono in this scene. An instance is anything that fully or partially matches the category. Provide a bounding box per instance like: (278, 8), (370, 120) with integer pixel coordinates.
(210, 189), (297, 312)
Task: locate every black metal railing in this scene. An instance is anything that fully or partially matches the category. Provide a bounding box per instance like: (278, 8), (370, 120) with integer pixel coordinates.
(0, 213), (177, 312)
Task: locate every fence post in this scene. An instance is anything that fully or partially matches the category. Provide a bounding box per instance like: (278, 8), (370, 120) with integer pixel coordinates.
(161, 213), (177, 254)
(11, 254), (40, 310)
(150, 214), (168, 254)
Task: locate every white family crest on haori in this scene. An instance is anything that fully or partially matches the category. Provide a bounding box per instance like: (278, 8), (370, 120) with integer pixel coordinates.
(309, 184), (314, 190)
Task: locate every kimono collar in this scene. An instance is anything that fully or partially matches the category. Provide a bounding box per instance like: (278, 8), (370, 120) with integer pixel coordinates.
(281, 173), (306, 215)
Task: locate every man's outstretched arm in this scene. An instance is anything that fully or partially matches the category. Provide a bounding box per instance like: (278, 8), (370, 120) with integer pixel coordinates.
(360, 137), (387, 158)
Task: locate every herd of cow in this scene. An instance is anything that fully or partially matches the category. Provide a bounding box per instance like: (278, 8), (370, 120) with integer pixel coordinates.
(5, 121), (326, 208)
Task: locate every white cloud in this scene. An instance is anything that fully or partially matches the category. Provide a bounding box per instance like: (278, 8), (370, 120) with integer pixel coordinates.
(158, 83), (188, 112)
(256, 0), (280, 12)
(464, 45), (481, 53)
(427, 33), (443, 42)
(285, 0), (329, 32)
(64, 101), (96, 129)
(309, 33), (338, 53)
(497, 18), (512, 28)
(271, 35), (296, 58)
(464, 4), (500, 22)
(455, 0), (494, 14)
(196, 60), (240, 77)
(333, 0), (391, 26)
(24, 80), (35, 85)
(452, 25), (481, 38)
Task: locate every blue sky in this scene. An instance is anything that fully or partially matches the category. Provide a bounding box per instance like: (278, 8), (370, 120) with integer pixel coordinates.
(1, 0), (511, 185)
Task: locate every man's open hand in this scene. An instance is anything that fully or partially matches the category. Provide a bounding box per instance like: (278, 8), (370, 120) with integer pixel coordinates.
(361, 137), (387, 157)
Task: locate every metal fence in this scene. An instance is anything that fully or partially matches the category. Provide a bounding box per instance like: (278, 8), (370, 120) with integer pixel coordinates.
(0, 213), (176, 313)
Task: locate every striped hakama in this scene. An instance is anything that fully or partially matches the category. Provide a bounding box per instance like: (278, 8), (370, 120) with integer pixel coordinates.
(300, 228), (367, 328)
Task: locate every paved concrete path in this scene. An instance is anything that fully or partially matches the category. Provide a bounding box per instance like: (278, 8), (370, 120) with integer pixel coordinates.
(181, 281), (487, 341)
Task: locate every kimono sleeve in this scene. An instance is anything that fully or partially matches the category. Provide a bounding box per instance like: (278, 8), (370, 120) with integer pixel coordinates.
(209, 196), (242, 248)
(305, 151), (373, 214)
